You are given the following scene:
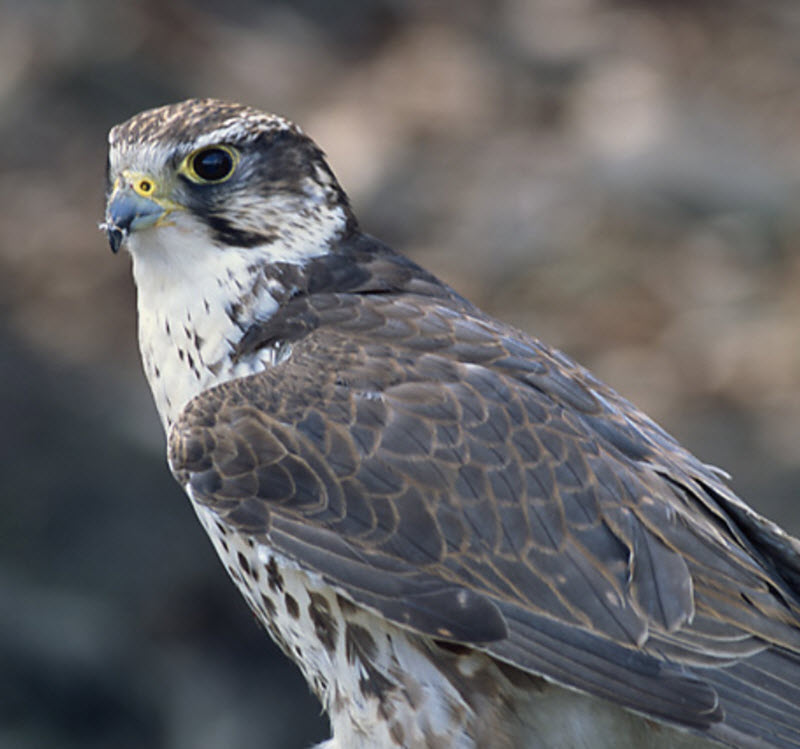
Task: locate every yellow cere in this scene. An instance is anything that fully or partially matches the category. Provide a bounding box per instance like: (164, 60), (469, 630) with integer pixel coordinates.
(136, 178), (155, 196)
(118, 170), (161, 199)
(114, 170), (184, 227)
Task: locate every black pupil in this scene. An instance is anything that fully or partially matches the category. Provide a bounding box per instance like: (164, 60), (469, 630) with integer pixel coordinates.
(193, 148), (233, 181)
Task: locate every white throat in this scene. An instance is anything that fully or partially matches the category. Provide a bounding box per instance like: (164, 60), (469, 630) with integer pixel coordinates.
(130, 221), (316, 433)
(124, 170), (349, 434)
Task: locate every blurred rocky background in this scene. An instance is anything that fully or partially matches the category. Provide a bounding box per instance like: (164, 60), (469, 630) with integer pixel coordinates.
(2, 0), (800, 747)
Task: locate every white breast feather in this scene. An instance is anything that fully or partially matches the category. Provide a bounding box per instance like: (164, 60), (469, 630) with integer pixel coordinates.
(128, 193), (346, 431)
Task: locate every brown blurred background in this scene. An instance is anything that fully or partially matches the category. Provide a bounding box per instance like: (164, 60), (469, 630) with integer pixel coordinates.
(2, 1), (800, 747)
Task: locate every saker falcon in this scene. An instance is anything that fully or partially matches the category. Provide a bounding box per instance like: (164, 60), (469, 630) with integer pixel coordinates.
(103, 99), (800, 748)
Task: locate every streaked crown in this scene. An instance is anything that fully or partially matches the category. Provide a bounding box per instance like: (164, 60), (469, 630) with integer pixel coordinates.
(106, 98), (355, 253)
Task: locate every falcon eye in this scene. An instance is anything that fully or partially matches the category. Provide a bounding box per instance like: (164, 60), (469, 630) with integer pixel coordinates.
(185, 145), (238, 184)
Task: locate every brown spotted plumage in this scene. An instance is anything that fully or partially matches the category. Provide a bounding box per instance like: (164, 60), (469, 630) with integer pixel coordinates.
(106, 99), (800, 748)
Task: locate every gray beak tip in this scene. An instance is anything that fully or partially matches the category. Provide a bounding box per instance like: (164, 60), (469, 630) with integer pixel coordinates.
(99, 220), (125, 254)
(107, 226), (125, 254)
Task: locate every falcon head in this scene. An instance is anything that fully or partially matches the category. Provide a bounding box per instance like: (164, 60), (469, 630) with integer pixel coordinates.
(103, 98), (356, 262)
(103, 99), (368, 430)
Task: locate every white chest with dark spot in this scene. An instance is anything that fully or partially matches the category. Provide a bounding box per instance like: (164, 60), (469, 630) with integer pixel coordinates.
(190, 503), (498, 749)
(130, 224), (282, 429)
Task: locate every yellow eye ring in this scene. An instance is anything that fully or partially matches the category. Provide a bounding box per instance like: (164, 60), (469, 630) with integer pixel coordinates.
(182, 145), (239, 184)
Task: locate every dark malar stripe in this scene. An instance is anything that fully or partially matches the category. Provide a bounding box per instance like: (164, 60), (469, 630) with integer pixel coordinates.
(205, 212), (277, 248)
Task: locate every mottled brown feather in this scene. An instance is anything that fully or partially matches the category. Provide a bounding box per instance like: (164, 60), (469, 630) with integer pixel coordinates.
(168, 268), (800, 745)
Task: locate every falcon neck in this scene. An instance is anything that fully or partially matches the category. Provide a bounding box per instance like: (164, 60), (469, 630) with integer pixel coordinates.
(130, 229), (302, 433)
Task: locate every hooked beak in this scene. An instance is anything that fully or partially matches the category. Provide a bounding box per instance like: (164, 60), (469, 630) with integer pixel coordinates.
(103, 186), (167, 253)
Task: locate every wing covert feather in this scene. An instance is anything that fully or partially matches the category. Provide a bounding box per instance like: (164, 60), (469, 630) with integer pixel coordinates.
(169, 292), (800, 743)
